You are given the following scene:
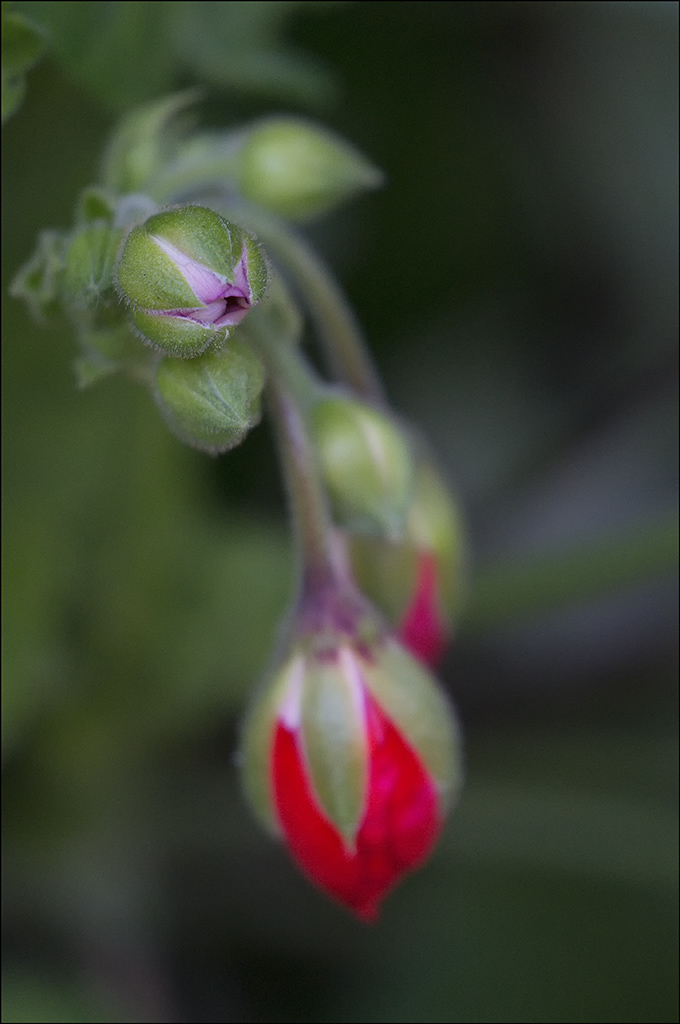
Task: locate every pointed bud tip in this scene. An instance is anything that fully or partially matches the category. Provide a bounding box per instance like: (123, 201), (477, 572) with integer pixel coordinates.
(237, 117), (383, 221)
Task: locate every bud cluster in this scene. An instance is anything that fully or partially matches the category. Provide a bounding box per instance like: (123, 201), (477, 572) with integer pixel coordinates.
(11, 95), (467, 919)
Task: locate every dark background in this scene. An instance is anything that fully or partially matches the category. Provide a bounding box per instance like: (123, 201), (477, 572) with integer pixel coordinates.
(2, 3), (678, 1021)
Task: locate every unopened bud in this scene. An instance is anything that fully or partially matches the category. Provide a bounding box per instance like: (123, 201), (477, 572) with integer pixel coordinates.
(115, 205), (268, 357)
(349, 461), (466, 667)
(241, 588), (462, 920)
(154, 337), (266, 454)
(235, 117), (383, 220)
(311, 396), (415, 538)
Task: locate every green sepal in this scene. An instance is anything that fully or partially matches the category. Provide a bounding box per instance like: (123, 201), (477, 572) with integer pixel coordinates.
(129, 307), (227, 358)
(9, 229), (66, 323)
(75, 186), (118, 226)
(300, 651), (368, 846)
(62, 223), (125, 329)
(350, 460), (467, 625)
(74, 349), (123, 390)
(362, 640), (463, 814)
(406, 461), (467, 620)
(240, 656), (303, 837)
(311, 396), (415, 539)
(73, 322), (153, 390)
(236, 117), (384, 221)
(140, 205), (239, 285)
(115, 221), (208, 312)
(242, 230), (268, 302)
(153, 337), (266, 454)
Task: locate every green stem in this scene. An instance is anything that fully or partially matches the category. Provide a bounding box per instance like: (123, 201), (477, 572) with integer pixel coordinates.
(149, 144), (240, 205)
(246, 312), (342, 594)
(245, 306), (322, 412)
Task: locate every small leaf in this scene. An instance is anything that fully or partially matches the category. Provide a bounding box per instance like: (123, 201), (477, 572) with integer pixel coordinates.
(9, 228), (66, 323)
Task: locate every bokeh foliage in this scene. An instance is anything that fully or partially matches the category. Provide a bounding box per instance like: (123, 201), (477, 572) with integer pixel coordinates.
(2, 3), (678, 1022)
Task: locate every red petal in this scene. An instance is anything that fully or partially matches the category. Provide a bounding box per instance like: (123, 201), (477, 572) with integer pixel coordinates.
(399, 550), (449, 667)
(273, 689), (441, 921)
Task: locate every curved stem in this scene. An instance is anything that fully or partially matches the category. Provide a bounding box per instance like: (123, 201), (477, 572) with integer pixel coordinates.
(244, 306), (322, 411)
(246, 312), (342, 596)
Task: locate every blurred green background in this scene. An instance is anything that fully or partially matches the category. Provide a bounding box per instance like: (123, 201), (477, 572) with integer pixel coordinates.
(2, 3), (678, 1022)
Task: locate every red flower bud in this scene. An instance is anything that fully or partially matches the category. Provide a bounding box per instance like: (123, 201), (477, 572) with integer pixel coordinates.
(273, 679), (442, 921)
(398, 550), (450, 668)
(348, 461), (467, 668)
(241, 602), (462, 921)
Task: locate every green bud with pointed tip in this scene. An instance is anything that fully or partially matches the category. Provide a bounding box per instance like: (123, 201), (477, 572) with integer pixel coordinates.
(154, 337), (266, 454)
(235, 117), (383, 220)
(115, 205), (268, 357)
(311, 396), (415, 538)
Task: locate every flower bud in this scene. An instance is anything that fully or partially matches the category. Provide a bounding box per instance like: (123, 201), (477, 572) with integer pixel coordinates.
(311, 397), (415, 538)
(115, 205), (268, 357)
(235, 117), (383, 220)
(154, 337), (265, 454)
(241, 596), (462, 921)
(349, 461), (466, 667)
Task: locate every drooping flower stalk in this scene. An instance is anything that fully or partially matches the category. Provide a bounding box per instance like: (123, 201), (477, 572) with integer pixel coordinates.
(241, 314), (462, 919)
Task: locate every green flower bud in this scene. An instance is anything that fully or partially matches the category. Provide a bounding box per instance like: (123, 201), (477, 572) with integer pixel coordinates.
(115, 205), (268, 357)
(154, 337), (266, 454)
(235, 117), (383, 220)
(311, 396), (415, 538)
